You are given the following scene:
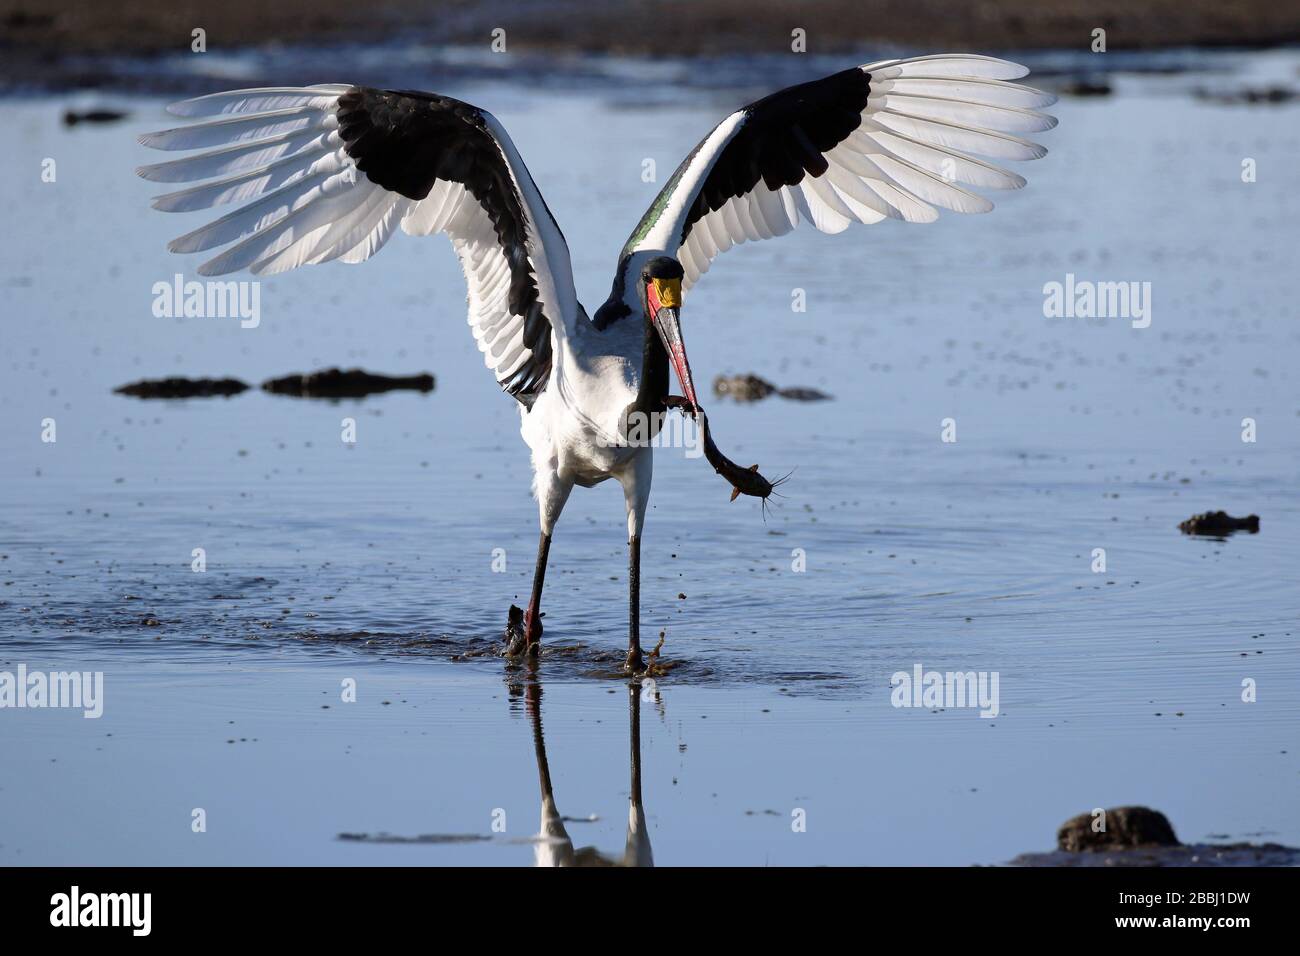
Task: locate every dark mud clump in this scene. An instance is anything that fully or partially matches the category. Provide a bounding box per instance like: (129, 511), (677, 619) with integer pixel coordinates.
(114, 376), (249, 399)
(1012, 806), (1300, 866)
(1178, 511), (1260, 536)
(713, 373), (832, 403)
(1058, 806), (1178, 852)
(261, 367), (435, 399)
(1056, 77), (1112, 97)
(337, 831), (491, 845)
(63, 108), (128, 125)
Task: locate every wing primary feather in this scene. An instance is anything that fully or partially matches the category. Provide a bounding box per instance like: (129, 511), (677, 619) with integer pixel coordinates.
(136, 129), (340, 183)
(139, 107), (334, 151)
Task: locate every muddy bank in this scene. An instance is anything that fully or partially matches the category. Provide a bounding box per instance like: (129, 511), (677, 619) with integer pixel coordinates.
(1016, 841), (1300, 866)
(1013, 806), (1300, 866)
(4, 0), (1298, 67)
(1194, 85), (1300, 105)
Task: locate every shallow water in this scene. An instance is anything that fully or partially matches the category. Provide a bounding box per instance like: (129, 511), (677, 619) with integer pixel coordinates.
(1, 50), (1298, 865)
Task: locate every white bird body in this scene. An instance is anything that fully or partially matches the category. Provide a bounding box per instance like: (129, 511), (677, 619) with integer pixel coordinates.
(138, 55), (1056, 669)
(521, 311), (654, 540)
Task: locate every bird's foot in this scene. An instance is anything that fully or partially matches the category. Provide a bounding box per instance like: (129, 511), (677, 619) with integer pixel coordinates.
(504, 605), (542, 658)
(625, 633), (666, 676)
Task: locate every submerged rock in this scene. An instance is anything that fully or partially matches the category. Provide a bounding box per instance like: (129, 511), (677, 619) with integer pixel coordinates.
(1057, 77), (1112, 97)
(1058, 806), (1178, 852)
(712, 373), (831, 403)
(1178, 511), (1260, 536)
(113, 376), (249, 399)
(261, 367), (435, 398)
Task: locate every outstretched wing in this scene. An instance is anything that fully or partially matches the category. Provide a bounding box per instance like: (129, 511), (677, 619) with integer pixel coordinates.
(138, 86), (580, 405)
(625, 55), (1057, 290)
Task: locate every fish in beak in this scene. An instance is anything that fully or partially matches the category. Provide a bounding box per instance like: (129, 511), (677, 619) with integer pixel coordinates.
(646, 275), (699, 414)
(640, 256), (789, 509)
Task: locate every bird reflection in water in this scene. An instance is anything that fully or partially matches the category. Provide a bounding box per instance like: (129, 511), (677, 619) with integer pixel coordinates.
(509, 665), (653, 867)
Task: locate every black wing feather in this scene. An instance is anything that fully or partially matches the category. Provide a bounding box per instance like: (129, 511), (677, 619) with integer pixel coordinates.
(337, 87), (556, 406)
(652, 67), (872, 249)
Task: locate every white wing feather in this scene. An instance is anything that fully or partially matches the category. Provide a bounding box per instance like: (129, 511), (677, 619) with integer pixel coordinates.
(138, 86), (579, 394)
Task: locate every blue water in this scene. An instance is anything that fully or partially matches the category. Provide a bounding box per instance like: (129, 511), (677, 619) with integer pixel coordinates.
(1, 48), (1297, 864)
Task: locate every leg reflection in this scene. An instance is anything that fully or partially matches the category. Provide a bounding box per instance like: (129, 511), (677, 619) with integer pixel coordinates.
(517, 666), (654, 867)
(622, 680), (653, 866)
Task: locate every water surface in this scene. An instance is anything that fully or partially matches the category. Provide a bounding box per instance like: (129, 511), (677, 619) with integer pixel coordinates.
(1, 50), (1297, 865)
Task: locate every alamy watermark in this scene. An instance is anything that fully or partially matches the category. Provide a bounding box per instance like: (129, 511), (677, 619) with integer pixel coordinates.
(152, 273), (260, 328)
(607, 410), (703, 457)
(0, 665), (104, 718)
(1043, 273), (1151, 328)
(890, 663), (999, 718)
(50, 886), (150, 936)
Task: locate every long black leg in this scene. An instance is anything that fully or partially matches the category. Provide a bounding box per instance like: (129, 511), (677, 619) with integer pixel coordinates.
(625, 534), (644, 672)
(525, 532), (551, 648)
(506, 532), (551, 657)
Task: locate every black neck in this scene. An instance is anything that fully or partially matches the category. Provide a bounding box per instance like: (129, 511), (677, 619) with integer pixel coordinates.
(634, 318), (668, 416)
